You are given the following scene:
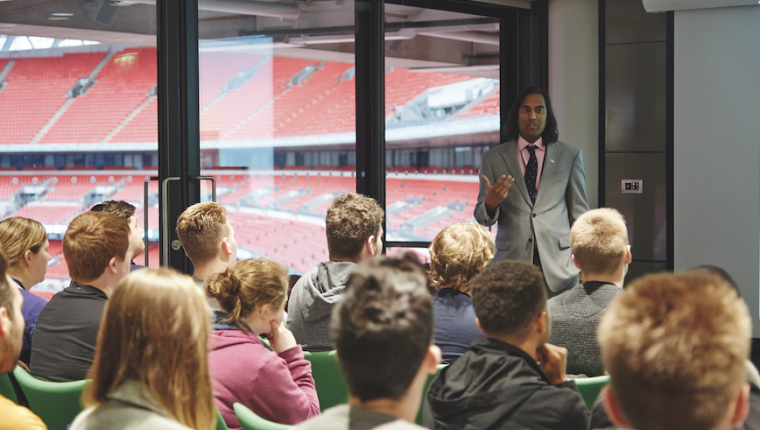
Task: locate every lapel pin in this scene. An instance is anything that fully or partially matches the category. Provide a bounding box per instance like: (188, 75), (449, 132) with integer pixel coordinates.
(550, 159), (555, 163)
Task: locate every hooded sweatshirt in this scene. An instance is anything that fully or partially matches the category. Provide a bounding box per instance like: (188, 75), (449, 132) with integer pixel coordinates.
(426, 338), (589, 430)
(209, 312), (320, 429)
(287, 261), (355, 351)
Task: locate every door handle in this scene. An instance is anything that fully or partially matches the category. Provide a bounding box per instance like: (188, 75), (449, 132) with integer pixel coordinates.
(143, 176), (159, 267)
(161, 177), (181, 266)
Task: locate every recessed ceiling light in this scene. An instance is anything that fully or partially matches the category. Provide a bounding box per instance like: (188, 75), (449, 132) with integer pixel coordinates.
(0, 24), (16, 27)
(47, 17), (69, 20)
(51, 12), (74, 17)
(110, 1), (137, 6)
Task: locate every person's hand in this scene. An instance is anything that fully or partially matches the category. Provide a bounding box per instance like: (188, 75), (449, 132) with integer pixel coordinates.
(482, 174), (515, 216)
(536, 343), (568, 386)
(268, 320), (297, 354)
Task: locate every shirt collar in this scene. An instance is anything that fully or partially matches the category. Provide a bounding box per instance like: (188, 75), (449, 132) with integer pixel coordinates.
(517, 135), (545, 152)
(11, 278), (24, 289)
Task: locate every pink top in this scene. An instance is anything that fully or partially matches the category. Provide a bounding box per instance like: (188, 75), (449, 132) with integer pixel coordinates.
(209, 330), (320, 429)
(516, 135), (546, 190)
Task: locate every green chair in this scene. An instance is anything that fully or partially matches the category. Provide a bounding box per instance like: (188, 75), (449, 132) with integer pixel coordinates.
(0, 372), (18, 404)
(13, 366), (88, 430)
(216, 407), (229, 430)
(415, 363), (447, 425)
(234, 403), (293, 430)
(303, 350), (348, 411)
(571, 374), (610, 410)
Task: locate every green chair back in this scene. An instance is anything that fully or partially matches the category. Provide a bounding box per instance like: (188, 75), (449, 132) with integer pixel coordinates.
(303, 350), (348, 411)
(0, 372), (18, 404)
(234, 403), (293, 430)
(13, 366), (88, 430)
(216, 407), (229, 430)
(571, 374), (610, 409)
(415, 363), (447, 425)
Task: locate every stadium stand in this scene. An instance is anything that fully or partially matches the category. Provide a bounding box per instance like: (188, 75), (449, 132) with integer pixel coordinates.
(0, 53), (107, 145)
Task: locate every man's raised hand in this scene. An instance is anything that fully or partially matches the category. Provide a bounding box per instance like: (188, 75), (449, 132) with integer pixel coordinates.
(483, 174), (515, 216)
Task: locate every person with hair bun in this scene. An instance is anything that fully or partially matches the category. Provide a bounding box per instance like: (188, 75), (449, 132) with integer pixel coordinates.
(207, 258), (320, 430)
(0, 217), (51, 365)
(428, 222), (493, 363)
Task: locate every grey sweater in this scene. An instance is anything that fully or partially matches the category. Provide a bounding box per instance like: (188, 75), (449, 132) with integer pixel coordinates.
(286, 261), (356, 351)
(548, 281), (622, 377)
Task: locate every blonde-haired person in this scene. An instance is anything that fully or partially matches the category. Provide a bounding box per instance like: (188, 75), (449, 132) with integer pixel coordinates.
(70, 268), (216, 430)
(428, 222), (494, 362)
(0, 217), (51, 365)
(207, 258), (320, 429)
(547, 207), (631, 377)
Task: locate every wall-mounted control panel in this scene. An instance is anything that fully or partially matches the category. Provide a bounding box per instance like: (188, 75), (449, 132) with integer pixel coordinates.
(621, 179), (643, 194)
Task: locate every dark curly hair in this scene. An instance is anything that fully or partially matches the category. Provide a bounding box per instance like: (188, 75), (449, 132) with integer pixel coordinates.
(504, 86), (559, 144)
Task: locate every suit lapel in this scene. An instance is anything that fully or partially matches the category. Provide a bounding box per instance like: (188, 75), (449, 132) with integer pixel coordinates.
(534, 143), (562, 205)
(501, 141), (533, 207)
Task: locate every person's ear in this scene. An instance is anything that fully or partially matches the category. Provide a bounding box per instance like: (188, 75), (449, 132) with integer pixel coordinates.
(602, 386), (630, 428)
(423, 345), (442, 372)
(365, 235), (376, 257)
(0, 307), (9, 338)
(625, 245), (632, 264)
(258, 303), (272, 317)
(23, 249), (33, 268)
(221, 237), (233, 256)
(572, 254), (581, 271)
(107, 257), (119, 274)
(475, 317), (483, 332)
(730, 382), (751, 429)
(535, 310), (547, 334)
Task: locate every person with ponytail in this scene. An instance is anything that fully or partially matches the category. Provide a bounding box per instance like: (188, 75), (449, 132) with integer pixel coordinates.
(207, 258), (320, 429)
(70, 268), (217, 430)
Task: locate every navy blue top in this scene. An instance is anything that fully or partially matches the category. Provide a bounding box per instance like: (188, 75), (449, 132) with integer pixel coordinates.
(12, 278), (48, 366)
(432, 288), (483, 363)
(129, 260), (144, 272)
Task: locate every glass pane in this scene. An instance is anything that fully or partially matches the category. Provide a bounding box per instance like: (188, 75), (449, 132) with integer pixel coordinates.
(199, 1), (356, 274)
(384, 4), (500, 243)
(0, 2), (159, 291)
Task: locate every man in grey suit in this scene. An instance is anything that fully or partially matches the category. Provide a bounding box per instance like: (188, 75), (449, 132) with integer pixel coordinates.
(475, 87), (589, 295)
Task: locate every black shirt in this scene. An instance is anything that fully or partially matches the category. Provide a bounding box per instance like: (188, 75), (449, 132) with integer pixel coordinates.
(29, 281), (108, 382)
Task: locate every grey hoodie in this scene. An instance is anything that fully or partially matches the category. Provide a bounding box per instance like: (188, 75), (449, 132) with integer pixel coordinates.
(286, 261), (356, 351)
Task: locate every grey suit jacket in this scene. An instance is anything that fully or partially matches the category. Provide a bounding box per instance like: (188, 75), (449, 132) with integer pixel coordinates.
(474, 140), (589, 292)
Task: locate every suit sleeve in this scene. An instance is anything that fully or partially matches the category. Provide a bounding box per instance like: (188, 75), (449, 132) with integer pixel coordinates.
(474, 152), (500, 226)
(565, 148), (590, 227)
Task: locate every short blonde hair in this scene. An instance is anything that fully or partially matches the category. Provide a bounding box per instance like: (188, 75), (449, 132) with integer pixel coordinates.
(428, 222), (494, 293)
(570, 208), (628, 274)
(598, 273), (751, 430)
(206, 258), (288, 332)
(176, 202), (230, 265)
(0, 217), (47, 268)
(86, 268), (215, 430)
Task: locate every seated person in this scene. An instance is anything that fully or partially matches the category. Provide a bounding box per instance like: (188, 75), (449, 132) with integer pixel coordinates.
(176, 202), (238, 311)
(598, 272), (752, 430)
(288, 193), (384, 351)
(30, 212), (132, 382)
(426, 260), (589, 430)
(548, 207), (630, 376)
(0, 217), (50, 366)
(71, 269), (216, 430)
(427, 222), (493, 362)
(206, 258), (319, 428)
(90, 200), (146, 271)
(0, 249), (46, 430)
(295, 256), (441, 430)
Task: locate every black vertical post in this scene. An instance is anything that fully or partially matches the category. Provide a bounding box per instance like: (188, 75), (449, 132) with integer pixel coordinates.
(598, 0), (606, 208)
(500, 10), (518, 144)
(355, 0), (386, 227)
(157, 0), (200, 272)
(665, 11), (674, 270)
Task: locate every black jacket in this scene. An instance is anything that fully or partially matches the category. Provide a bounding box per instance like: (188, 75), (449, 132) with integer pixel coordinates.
(426, 337), (590, 430)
